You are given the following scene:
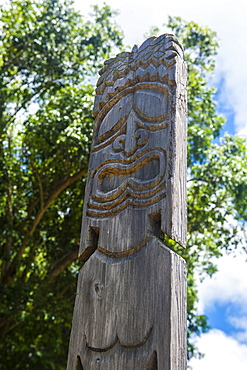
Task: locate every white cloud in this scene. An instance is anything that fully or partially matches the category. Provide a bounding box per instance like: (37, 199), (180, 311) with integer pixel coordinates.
(228, 316), (247, 343)
(189, 329), (247, 370)
(195, 249), (247, 349)
(214, 8), (247, 137)
(197, 250), (247, 314)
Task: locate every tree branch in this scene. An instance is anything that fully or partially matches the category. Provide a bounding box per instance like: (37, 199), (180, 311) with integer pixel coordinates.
(31, 160), (44, 210)
(46, 245), (79, 285)
(1, 139), (14, 282)
(5, 80), (55, 127)
(28, 166), (88, 235)
(4, 166), (88, 286)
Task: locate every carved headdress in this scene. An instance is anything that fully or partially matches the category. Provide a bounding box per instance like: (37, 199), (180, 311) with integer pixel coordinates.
(93, 34), (184, 118)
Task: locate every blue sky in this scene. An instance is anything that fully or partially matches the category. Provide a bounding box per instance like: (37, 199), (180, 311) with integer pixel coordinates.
(206, 302), (239, 335)
(216, 78), (236, 136)
(76, 1), (247, 368)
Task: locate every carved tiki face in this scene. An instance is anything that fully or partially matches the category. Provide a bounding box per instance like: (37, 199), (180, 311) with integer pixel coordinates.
(79, 35), (187, 259)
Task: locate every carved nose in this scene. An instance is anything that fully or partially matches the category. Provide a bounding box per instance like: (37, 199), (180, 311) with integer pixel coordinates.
(112, 111), (148, 156)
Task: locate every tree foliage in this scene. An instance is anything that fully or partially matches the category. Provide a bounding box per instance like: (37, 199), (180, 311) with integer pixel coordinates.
(0, 0), (123, 368)
(0, 2), (247, 368)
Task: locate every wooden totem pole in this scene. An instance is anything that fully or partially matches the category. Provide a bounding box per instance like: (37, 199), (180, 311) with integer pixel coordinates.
(67, 34), (187, 369)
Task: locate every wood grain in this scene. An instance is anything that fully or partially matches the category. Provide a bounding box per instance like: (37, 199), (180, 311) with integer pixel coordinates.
(67, 240), (186, 369)
(67, 34), (187, 369)
(79, 34), (187, 257)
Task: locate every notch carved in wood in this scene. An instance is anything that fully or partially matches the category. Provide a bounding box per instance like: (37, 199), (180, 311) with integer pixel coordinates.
(147, 351), (158, 370)
(80, 226), (99, 262)
(75, 356), (83, 370)
(148, 210), (164, 240)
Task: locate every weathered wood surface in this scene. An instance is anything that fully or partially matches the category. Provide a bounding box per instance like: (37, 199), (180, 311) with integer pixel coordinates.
(68, 241), (186, 369)
(67, 34), (187, 369)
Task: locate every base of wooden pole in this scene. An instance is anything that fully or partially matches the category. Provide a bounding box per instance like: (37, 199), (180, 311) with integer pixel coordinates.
(67, 237), (186, 369)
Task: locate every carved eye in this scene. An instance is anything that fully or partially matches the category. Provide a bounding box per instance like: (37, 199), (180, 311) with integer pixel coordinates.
(96, 95), (132, 143)
(133, 90), (168, 123)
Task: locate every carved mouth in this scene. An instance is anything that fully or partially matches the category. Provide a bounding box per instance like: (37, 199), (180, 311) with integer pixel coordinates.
(93, 148), (166, 198)
(99, 156), (160, 193)
(87, 148), (167, 217)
